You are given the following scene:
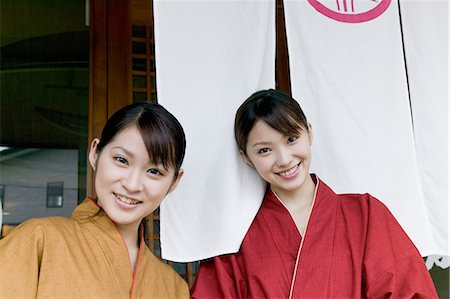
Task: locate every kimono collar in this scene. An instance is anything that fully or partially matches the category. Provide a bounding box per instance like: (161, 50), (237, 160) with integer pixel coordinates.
(265, 174), (336, 208)
(70, 197), (147, 289)
(70, 197), (103, 221)
(70, 197), (146, 243)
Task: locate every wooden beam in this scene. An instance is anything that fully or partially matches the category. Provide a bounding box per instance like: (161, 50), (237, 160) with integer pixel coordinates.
(275, 0), (292, 95)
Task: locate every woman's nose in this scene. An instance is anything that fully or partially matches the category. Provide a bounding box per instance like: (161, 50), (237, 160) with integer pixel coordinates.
(121, 169), (143, 192)
(276, 147), (292, 167)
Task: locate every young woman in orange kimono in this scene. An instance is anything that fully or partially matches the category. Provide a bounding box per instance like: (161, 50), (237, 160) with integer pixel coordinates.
(0, 103), (189, 298)
(191, 89), (438, 298)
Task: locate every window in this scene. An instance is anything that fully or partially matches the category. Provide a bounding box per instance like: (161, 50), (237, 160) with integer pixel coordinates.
(1, 2), (88, 225)
(47, 182), (64, 208)
(0, 148), (79, 225)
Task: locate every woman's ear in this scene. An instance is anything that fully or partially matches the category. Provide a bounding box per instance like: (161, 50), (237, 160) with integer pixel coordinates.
(240, 150), (254, 168)
(168, 169), (184, 194)
(307, 123), (313, 145)
(88, 138), (100, 171)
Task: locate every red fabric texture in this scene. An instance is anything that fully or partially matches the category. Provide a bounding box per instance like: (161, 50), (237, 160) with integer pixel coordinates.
(191, 177), (438, 299)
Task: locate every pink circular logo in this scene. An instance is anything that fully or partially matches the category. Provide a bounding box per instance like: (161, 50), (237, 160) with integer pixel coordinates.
(307, 0), (392, 23)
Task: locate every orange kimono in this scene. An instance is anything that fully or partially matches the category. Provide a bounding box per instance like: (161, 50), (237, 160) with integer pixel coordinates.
(0, 198), (189, 299)
(192, 176), (438, 298)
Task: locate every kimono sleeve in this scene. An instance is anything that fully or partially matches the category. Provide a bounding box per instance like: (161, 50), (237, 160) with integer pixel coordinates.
(0, 219), (45, 298)
(362, 197), (438, 298)
(191, 255), (247, 299)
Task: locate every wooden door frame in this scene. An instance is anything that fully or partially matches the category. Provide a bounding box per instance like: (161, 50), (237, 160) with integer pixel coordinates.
(88, 0), (133, 195)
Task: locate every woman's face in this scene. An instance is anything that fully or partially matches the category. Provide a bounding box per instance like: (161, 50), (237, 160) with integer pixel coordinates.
(89, 125), (183, 231)
(243, 120), (312, 199)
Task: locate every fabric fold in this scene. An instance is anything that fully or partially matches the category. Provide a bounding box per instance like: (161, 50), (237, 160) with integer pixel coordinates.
(154, 0), (275, 262)
(283, 0), (444, 256)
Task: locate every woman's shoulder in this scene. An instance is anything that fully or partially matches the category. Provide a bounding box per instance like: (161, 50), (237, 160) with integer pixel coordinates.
(24, 215), (72, 227)
(316, 177), (388, 208)
(338, 192), (391, 212)
(336, 192), (383, 205)
(6, 216), (74, 239)
(315, 177), (383, 211)
(327, 188), (394, 224)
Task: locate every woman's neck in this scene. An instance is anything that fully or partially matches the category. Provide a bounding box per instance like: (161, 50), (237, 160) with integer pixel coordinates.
(272, 174), (316, 206)
(271, 174), (316, 236)
(116, 224), (140, 272)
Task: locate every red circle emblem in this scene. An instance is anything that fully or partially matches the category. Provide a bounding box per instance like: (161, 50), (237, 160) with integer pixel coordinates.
(307, 0), (392, 23)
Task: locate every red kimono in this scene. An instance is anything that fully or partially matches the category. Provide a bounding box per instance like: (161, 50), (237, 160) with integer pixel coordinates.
(191, 176), (437, 298)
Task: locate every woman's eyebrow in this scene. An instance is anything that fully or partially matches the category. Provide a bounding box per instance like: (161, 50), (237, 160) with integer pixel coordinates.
(111, 146), (134, 158)
(251, 141), (271, 148)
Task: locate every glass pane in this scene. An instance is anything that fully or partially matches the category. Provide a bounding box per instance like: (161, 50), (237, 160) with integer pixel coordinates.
(1, 1), (88, 228)
(47, 182), (64, 208)
(0, 148), (79, 224)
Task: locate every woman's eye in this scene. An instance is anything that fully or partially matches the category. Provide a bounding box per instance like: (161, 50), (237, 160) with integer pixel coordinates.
(148, 168), (163, 176)
(114, 156), (128, 165)
(258, 148), (270, 154)
(287, 136), (299, 143)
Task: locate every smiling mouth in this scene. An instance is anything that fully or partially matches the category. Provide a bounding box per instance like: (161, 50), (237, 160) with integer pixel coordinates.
(278, 162), (301, 177)
(114, 193), (142, 205)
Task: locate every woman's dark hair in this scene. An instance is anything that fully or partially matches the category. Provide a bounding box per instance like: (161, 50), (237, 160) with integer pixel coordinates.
(234, 89), (308, 154)
(96, 102), (186, 177)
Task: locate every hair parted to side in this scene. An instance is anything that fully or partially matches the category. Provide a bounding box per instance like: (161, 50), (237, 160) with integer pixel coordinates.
(234, 89), (309, 154)
(96, 102), (186, 177)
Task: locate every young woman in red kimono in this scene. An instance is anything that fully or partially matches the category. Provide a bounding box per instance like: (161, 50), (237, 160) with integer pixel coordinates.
(191, 89), (438, 298)
(0, 103), (189, 298)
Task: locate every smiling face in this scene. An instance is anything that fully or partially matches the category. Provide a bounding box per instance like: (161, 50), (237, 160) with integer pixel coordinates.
(89, 125), (182, 231)
(244, 120), (313, 199)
